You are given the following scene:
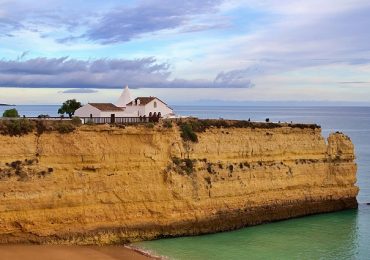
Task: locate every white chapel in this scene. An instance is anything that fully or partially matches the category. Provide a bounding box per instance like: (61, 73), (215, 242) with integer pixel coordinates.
(74, 86), (174, 119)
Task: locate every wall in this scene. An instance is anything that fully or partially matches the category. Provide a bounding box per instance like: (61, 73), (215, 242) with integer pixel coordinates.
(143, 99), (173, 117)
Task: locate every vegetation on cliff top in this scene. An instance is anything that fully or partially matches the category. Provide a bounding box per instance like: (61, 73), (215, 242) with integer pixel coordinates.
(0, 117), (81, 136)
(176, 118), (320, 142)
(178, 118), (320, 132)
(2, 108), (20, 118)
(0, 116), (320, 138)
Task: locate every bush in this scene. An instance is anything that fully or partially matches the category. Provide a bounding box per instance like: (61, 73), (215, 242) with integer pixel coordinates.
(171, 157), (195, 175)
(172, 157), (181, 165)
(0, 119), (35, 136)
(183, 158), (194, 174)
(180, 123), (198, 142)
(71, 117), (82, 126)
(2, 108), (19, 118)
(55, 122), (75, 134)
(85, 120), (95, 125)
(36, 120), (48, 135)
(163, 120), (173, 128)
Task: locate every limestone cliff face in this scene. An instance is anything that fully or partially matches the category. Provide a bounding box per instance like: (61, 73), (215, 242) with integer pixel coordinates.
(0, 124), (358, 244)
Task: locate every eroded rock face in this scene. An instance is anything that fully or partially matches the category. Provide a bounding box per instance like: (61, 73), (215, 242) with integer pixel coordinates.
(0, 124), (358, 244)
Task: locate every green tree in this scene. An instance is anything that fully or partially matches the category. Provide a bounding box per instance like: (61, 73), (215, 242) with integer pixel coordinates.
(58, 99), (82, 118)
(2, 108), (20, 118)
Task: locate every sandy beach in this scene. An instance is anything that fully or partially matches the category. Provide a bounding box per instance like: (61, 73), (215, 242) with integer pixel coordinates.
(0, 245), (153, 260)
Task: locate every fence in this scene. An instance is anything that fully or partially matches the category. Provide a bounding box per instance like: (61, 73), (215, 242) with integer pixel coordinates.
(0, 116), (158, 125)
(79, 116), (153, 124)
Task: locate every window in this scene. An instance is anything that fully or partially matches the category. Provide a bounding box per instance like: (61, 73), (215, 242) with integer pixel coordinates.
(154, 101), (157, 108)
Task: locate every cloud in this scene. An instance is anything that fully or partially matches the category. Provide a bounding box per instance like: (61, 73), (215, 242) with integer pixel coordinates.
(62, 0), (224, 44)
(60, 88), (99, 93)
(0, 17), (24, 36)
(203, 1), (370, 80)
(339, 82), (370, 84)
(0, 56), (253, 88)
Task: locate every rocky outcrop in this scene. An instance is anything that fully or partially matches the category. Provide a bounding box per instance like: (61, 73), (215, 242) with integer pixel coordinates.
(0, 123), (358, 244)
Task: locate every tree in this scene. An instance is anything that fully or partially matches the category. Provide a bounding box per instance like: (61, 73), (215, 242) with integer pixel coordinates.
(58, 99), (82, 118)
(2, 108), (20, 118)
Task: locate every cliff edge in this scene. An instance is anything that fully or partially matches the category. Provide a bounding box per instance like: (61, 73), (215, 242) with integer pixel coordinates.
(0, 120), (358, 244)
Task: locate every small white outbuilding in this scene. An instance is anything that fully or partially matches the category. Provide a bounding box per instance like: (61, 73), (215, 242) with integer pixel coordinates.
(74, 103), (126, 118)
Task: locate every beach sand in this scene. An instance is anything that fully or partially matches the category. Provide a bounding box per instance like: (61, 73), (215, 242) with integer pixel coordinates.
(0, 245), (153, 260)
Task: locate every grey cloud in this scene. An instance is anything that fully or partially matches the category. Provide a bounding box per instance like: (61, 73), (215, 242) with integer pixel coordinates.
(0, 57), (253, 88)
(338, 81), (370, 84)
(0, 17), (24, 35)
(0, 1), (96, 39)
(1, 0), (225, 43)
(228, 4), (370, 78)
(60, 88), (99, 93)
(213, 68), (257, 88)
(81, 0), (223, 44)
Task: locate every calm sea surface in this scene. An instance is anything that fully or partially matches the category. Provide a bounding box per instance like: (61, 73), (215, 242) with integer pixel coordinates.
(1, 105), (370, 259)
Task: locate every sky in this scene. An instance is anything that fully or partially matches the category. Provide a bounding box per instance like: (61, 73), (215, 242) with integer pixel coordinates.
(1, 0), (370, 105)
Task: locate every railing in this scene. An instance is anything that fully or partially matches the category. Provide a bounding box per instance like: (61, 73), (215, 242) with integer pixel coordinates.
(79, 116), (156, 124)
(0, 116), (159, 125)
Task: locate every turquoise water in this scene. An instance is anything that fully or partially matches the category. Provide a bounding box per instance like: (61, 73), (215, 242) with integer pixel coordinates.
(1, 105), (370, 259)
(136, 206), (370, 260)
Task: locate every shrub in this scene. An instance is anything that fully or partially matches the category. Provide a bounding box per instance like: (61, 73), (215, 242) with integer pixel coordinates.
(36, 120), (48, 135)
(146, 123), (155, 128)
(2, 108), (19, 118)
(71, 117), (82, 126)
(10, 160), (22, 169)
(55, 122), (75, 134)
(207, 163), (213, 174)
(0, 119), (35, 136)
(172, 157), (181, 165)
(180, 123), (198, 142)
(85, 120), (95, 126)
(163, 120), (173, 128)
(179, 118), (320, 131)
(183, 158), (194, 174)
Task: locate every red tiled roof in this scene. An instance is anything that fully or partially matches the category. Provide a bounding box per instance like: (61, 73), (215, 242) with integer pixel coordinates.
(127, 97), (168, 106)
(89, 103), (123, 111)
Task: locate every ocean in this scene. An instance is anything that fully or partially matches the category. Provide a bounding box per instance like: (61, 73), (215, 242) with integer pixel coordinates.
(1, 105), (370, 259)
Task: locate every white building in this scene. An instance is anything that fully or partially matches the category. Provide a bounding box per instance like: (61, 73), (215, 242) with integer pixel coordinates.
(125, 97), (174, 118)
(74, 103), (126, 118)
(74, 86), (174, 119)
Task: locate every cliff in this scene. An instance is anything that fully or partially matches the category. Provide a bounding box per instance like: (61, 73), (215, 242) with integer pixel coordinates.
(0, 121), (358, 244)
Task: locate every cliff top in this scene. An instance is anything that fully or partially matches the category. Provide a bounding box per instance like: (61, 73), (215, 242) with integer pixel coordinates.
(0, 117), (321, 137)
